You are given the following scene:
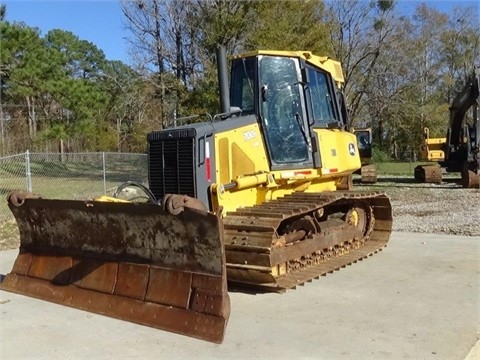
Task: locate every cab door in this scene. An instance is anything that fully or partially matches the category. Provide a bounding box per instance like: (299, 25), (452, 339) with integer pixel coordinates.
(258, 55), (312, 170)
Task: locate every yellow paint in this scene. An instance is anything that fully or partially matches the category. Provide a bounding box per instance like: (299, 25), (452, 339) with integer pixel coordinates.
(347, 209), (359, 227)
(232, 142), (256, 178)
(218, 137), (230, 184)
(208, 51), (360, 215)
(210, 126), (360, 215)
(419, 127), (446, 162)
(314, 128), (361, 175)
(93, 196), (130, 203)
(214, 122), (269, 180)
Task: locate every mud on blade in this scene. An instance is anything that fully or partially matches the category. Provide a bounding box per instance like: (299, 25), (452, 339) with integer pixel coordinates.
(0, 191), (230, 343)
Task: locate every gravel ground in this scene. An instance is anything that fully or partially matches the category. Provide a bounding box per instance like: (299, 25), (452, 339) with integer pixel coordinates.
(0, 176), (479, 251)
(358, 176), (480, 237)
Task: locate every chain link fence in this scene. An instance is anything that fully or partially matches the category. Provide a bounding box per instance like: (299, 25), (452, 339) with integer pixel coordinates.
(0, 151), (148, 223)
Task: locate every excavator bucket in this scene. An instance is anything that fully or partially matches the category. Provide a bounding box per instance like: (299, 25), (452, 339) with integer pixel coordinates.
(0, 191), (230, 343)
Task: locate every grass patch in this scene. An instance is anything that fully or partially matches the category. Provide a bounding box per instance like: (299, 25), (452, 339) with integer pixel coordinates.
(375, 161), (461, 179)
(1, 154), (148, 249)
(0, 217), (20, 250)
(376, 161), (425, 175)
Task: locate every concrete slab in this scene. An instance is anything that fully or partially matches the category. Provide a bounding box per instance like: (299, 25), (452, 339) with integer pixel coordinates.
(1, 232), (479, 359)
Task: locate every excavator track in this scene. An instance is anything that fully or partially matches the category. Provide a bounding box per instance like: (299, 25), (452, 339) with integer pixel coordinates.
(414, 165), (442, 184)
(360, 164), (378, 184)
(223, 191), (392, 291)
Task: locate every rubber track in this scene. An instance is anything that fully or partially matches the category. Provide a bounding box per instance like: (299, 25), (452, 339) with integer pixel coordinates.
(223, 191), (392, 291)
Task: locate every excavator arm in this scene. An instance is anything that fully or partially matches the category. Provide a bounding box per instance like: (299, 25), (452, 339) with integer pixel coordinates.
(444, 67), (480, 177)
(442, 67), (480, 187)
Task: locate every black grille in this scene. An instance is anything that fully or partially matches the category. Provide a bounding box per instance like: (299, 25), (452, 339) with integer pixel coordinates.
(148, 131), (196, 200)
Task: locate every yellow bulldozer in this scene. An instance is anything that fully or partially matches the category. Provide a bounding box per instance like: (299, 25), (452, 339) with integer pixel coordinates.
(1, 47), (393, 343)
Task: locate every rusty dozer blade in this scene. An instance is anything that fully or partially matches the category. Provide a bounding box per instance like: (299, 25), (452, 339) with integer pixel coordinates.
(0, 191), (230, 343)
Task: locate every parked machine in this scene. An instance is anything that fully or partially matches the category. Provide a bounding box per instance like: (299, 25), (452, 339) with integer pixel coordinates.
(353, 128), (378, 183)
(414, 127), (445, 184)
(1, 48), (392, 343)
(442, 67), (480, 188)
(415, 67), (479, 187)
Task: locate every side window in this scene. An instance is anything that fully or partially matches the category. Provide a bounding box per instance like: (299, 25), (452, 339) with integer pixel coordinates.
(241, 78), (254, 111)
(355, 131), (370, 150)
(230, 58), (255, 114)
(308, 68), (336, 126)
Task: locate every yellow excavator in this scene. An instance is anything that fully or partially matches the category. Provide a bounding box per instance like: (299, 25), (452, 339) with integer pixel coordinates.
(1, 47), (392, 343)
(415, 67), (480, 187)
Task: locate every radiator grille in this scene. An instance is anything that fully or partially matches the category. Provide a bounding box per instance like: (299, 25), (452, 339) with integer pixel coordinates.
(148, 134), (196, 200)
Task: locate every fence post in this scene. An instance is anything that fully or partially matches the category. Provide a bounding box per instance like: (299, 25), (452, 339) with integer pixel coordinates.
(25, 150), (32, 192)
(102, 152), (107, 194)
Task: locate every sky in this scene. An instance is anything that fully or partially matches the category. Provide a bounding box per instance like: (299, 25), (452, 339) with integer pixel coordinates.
(2, 0), (479, 65)
(3, 0), (128, 62)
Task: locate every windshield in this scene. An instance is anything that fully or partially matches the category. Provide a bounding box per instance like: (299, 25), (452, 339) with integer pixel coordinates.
(355, 130), (371, 150)
(259, 56), (309, 165)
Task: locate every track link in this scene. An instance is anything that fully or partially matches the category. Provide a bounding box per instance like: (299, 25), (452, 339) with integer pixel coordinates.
(223, 191), (392, 291)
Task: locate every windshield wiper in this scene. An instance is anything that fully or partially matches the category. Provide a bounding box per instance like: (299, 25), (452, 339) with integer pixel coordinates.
(295, 112), (311, 149)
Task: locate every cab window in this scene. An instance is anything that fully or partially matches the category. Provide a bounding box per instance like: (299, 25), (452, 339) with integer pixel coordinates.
(308, 68), (336, 126)
(230, 57), (255, 114)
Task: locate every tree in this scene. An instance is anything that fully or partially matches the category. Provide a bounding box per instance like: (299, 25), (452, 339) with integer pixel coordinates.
(2, 1), (479, 157)
(325, 0), (397, 128)
(438, 5), (480, 101)
(121, 0), (255, 119)
(1, 19), (121, 152)
(33, 30), (109, 151)
(101, 60), (160, 152)
(183, 0), (255, 115)
(121, 0), (187, 127)
(1, 21), (45, 146)
(246, 0), (331, 54)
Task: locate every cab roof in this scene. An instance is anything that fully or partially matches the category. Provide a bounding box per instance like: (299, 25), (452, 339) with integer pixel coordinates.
(233, 50), (345, 86)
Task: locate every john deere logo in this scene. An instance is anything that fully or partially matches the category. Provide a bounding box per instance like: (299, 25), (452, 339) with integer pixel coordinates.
(348, 143), (356, 156)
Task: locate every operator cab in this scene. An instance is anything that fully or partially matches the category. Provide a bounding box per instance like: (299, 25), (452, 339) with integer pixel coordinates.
(229, 52), (347, 169)
(354, 129), (373, 160)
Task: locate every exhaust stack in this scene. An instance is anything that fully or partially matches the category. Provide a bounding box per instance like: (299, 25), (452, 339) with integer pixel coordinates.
(216, 45), (230, 113)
